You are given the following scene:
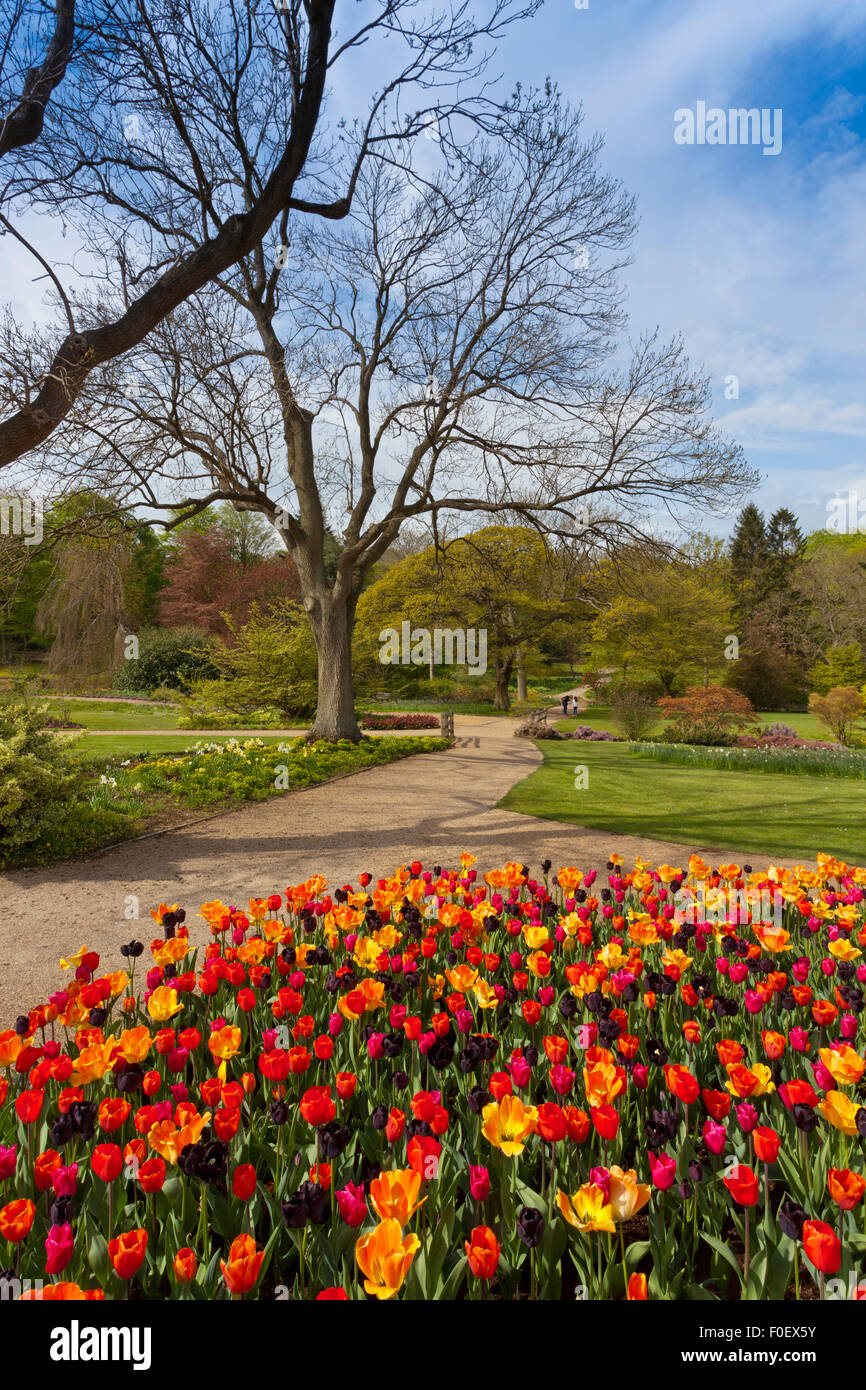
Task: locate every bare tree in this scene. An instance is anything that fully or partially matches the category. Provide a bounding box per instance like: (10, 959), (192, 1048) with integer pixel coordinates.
(33, 93), (758, 738)
(0, 0), (76, 159)
(0, 0), (536, 467)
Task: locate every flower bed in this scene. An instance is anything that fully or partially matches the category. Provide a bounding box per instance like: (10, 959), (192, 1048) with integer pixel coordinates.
(360, 713), (441, 730)
(2, 852), (865, 1302)
(629, 741), (866, 780)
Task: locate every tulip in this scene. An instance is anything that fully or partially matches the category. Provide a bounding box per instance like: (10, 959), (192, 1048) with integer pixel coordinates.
(557, 1183), (615, 1234)
(91, 1143), (123, 1183)
(232, 1164), (257, 1202)
(802, 1219), (841, 1276)
(465, 1225), (501, 1279)
(828, 1167), (866, 1210)
(608, 1166), (651, 1221)
(627, 1272), (648, 1300)
(336, 1181), (368, 1227)
(648, 1151), (676, 1191)
(45, 1222), (75, 1275)
(369, 1168), (426, 1225)
(481, 1095), (538, 1157)
(469, 1166), (491, 1201)
(108, 1228), (148, 1280)
(355, 1218), (420, 1299)
(221, 1232), (265, 1295)
(0, 1197), (35, 1243)
(752, 1127), (781, 1164)
(173, 1247), (198, 1284)
(723, 1164), (759, 1207)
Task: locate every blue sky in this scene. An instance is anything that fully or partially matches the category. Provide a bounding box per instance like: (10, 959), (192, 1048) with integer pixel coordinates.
(8, 0), (866, 539)
(486, 0), (866, 536)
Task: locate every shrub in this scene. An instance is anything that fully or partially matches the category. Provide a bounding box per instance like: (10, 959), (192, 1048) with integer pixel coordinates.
(761, 721), (798, 739)
(192, 600), (319, 720)
(808, 686), (864, 747)
(608, 684), (658, 741)
(176, 705), (284, 730)
(570, 725), (622, 741)
(12, 803), (135, 866)
(114, 627), (219, 693)
(0, 701), (84, 860)
(658, 684), (755, 745)
(659, 717), (741, 747)
(808, 643), (866, 696)
(514, 718), (563, 739)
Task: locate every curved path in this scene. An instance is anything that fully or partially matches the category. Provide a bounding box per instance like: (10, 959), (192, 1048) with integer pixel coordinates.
(0, 714), (803, 1025)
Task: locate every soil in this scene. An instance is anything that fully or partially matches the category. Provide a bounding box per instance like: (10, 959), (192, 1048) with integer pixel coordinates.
(0, 713), (809, 1028)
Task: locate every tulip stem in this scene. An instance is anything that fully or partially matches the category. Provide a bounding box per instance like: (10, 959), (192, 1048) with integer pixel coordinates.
(743, 1207), (750, 1291)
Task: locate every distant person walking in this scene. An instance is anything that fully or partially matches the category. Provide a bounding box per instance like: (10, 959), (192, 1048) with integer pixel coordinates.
(560, 695), (569, 716)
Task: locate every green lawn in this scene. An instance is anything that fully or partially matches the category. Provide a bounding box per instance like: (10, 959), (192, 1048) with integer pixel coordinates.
(500, 738), (866, 862)
(43, 699), (182, 730)
(358, 698), (512, 717)
(556, 705), (830, 740)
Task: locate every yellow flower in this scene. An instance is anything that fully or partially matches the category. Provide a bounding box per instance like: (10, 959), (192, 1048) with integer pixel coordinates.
(59, 945), (89, 972)
(446, 963), (480, 992)
(828, 937), (862, 962)
(208, 1025), (242, 1062)
(148, 1110), (211, 1164)
(818, 1089), (860, 1135)
(481, 1095), (538, 1157)
(369, 1169), (426, 1225)
(104, 971), (129, 998)
(819, 1045), (865, 1087)
(118, 1026), (153, 1065)
(70, 1038), (117, 1087)
(471, 979), (498, 1010)
(556, 1184), (616, 1234)
(146, 985), (183, 1023)
(355, 1219), (420, 1300)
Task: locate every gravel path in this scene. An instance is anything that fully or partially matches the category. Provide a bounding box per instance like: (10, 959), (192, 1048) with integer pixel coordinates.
(0, 714), (806, 1026)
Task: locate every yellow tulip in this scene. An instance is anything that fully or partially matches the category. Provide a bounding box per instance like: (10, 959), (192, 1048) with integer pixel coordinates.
(208, 1025), (242, 1062)
(355, 1219), (420, 1300)
(481, 1095), (538, 1157)
(557, 1184), (616, 1234)
(819, 1045), (865, 1087)
(146, 986), (182, 1023)
(818, 1089), (860, 1136)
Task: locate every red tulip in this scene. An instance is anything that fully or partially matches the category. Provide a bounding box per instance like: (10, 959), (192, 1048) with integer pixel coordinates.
(723, 1164), (759, 1207)
(802, 1220), (841, 1275)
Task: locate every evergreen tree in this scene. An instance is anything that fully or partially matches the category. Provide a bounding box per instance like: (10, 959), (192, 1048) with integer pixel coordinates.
(729, 504), (769, 619)
(766, 508), (805, 588)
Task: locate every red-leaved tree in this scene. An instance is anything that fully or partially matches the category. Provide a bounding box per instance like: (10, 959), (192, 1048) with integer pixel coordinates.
(158, 531), (299, 640)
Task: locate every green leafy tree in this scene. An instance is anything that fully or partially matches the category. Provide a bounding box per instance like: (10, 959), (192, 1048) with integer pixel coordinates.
(807, 643), (866, 695)
(190, 600), (319, 720)
(590, 548), (733, 694)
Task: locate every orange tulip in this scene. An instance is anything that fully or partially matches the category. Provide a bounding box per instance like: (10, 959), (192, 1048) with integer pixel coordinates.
(828, 1167), (866, 1211)
(173, 1247), (198, 1284)
(220, 1233), (264, 1295)
(0, 1198), (35, 1243)
(465, 1225), (501, 1280)
(369, 1168), (426, 1225)
(108, 1228), (148, 1280)
(627, 1272), (648, 1300)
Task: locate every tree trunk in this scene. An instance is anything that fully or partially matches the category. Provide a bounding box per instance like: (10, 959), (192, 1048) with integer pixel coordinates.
(306, 590), (361, 741)
(516, 652), (528, 702)
(493, 657), (513, 710)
